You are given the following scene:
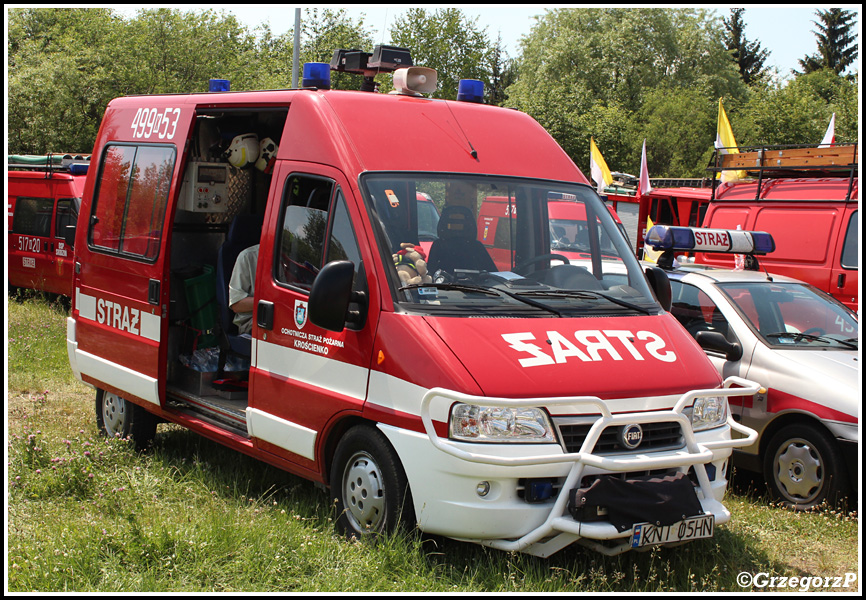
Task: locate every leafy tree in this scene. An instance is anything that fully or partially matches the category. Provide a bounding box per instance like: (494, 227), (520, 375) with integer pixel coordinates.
(722, 8), (769, 85)
(798, 8), (859, 76)
(299, 7), (376, 91)
(388, 8), (494, 100)
(740, 69), (859, 145)
(488, 34), (518, 106)
(507, 8), (745, 175)
(8, 8), (129, 153)
(634, 88), (717, 177)
(127, 9), (257, 94)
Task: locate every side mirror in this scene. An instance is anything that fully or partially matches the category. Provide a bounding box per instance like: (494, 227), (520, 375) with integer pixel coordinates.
(695, 331), (743, 362)
(644, 265), (672, 312)
(64, 224), (77, 249)
(309, 261), (355, 332)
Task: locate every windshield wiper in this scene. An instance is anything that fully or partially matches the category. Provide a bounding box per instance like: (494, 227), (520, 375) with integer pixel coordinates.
(765, 332), (858, 349)
(399, 282), (563, 316)
(517, 289), (654, 315)
(400, 282), (499, 296)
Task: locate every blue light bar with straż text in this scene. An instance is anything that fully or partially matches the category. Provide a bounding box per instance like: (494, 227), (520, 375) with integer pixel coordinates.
(646, 225), (775, 255)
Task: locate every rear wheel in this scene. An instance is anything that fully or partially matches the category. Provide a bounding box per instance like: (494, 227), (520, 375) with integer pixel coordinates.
(763, 424), (848, 510)
(95, 389), (158, 451)
(330, 424), (414, 538)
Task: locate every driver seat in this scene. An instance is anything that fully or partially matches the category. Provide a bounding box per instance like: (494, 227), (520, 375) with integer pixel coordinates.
(427, 205), (497, 274)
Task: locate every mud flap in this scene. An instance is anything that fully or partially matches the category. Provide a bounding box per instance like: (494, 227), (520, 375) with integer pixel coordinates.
(569, 472), (704, 532)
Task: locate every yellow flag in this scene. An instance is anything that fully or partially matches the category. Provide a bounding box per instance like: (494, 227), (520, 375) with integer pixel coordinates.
(715, 99), (745, 183)
(643, 216), (663, 263)
(589, 137), (613, 194)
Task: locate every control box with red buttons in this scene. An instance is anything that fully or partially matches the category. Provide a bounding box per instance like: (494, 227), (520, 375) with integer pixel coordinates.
(178, 161), (231, 212)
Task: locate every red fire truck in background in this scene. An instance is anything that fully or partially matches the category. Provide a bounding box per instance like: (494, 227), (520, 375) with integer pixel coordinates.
(636, 144), (858, 311)
(8, 154), (90, 297)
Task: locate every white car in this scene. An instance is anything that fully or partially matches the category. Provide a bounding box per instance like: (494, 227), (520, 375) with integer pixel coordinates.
(646, 226), (858, 510)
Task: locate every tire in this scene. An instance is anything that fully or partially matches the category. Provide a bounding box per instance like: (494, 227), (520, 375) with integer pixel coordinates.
(95, 388), (158, 451)
(763, 424), (849, 510)
(330, 424), (415, 538)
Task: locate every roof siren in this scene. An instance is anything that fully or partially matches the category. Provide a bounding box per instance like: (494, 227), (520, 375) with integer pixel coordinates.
(391, 67), (438, 96)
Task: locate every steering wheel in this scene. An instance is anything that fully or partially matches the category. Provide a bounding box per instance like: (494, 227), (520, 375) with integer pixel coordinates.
(514, 253), (570, 275)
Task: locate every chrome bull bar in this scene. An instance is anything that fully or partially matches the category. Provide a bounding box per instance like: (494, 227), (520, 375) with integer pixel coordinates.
(419, 376), (762, 554)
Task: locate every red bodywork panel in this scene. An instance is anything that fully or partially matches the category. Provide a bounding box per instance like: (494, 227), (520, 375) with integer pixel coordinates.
(698, 178), (858, 310)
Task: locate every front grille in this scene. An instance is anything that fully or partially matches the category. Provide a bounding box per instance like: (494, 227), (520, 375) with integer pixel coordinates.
(557, 420), (684, 455)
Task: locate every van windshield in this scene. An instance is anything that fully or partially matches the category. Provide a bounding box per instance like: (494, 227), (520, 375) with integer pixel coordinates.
(362, 173), (659, 316)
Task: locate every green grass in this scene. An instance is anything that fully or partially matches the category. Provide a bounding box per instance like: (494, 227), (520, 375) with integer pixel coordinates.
(6, 296), (860, 592)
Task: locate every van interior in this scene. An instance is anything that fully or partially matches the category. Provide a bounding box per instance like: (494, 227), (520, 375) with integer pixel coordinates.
(165, 108), (286, 435)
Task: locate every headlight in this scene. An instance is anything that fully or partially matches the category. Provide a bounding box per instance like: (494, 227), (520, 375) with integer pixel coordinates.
(690, 396), (728, 431)
(449, 403), (556, 443)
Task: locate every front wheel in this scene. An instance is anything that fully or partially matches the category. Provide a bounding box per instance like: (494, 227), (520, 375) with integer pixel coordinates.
(95, 389), (158, 451)
(763, 424), (849, 510)
(330, 424), (414, 538)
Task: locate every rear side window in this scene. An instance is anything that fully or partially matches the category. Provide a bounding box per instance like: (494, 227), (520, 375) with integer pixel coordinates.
(13, 197), (53, 237)
(89, 144), (175, 260)
(55, 198), (79, 239)
(840, 210), (857, 269)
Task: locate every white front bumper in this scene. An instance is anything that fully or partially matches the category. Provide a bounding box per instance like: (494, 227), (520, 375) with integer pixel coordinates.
(380, 377), (760, 556)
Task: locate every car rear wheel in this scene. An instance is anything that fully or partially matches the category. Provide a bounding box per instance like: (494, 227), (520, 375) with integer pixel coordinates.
(95, 389), (157, 451)
(764, 424), (848, 510)
(330, 424), (414, 538)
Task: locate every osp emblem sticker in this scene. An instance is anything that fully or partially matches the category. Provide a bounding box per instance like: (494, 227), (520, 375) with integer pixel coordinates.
(294, 299), (308, 329)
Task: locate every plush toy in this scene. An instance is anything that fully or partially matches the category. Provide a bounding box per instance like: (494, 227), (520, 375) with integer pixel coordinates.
(393, 243), (432, 285)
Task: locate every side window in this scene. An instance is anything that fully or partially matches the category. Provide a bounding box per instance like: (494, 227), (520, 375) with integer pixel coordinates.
(493, 216), (513, 250)
(327, 191), (362, 269)
(90, 144), (175, 260)
(13, 197), (53, 237)
(275, 175), (335, 291)
(840, 210), (857, 269)
(670, 281), (734, 342)
(55, 198), (79, 239)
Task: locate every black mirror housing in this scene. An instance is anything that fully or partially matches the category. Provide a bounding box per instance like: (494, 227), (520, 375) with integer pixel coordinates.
(64, 224), (77, 249)
(695, 330), (743, 362)
(309, 261), (355, 332)
(644, 265), (672, 312)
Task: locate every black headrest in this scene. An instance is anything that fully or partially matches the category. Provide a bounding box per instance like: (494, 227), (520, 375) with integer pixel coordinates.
(226, 213), (263, 249)
(436, 205), (477, 240)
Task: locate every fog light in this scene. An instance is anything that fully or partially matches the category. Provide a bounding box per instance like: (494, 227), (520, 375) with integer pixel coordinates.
(476, 481), (491, 497)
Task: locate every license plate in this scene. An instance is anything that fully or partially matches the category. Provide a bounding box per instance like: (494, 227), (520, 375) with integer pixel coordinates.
(630, 514), (714, 548)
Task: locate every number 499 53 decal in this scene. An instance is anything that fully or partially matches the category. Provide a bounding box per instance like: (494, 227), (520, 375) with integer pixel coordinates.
(130, 107), (182, 140)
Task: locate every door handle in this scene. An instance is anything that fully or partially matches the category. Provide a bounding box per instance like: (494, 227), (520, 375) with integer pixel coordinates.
(837, 273), (846, 289)
(257, 300), (274, 330)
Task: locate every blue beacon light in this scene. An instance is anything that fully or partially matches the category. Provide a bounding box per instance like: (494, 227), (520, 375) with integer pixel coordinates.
(302, 63), (331, 89)
(457, 79), (484, 103)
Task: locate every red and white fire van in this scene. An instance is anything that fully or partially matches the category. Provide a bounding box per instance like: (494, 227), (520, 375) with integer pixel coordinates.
(66, 47), (760, 556)
(8, 154), (89, 297)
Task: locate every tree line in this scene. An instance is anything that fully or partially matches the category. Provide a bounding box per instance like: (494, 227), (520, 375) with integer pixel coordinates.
(7, 7), (859, 178)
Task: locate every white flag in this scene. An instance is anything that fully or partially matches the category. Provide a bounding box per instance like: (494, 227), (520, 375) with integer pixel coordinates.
(819, 113), (836, 148)
(638, 139), (652, 198)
